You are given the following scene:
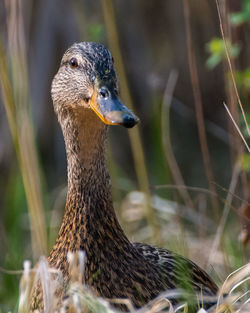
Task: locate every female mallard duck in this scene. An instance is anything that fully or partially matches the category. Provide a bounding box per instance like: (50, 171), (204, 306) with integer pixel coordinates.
(32, 42), (217, 310)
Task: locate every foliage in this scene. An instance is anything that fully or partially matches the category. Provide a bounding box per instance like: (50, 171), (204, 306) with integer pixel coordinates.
(205, 38), (240, 69)
(235, 69), (250, 93)
(240, 153), (250, 172)
(231, 0), (250, 25)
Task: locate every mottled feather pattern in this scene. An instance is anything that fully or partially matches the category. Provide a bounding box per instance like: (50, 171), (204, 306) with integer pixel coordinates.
(31, 42), (218, 311)
(134, 243), (218, 295)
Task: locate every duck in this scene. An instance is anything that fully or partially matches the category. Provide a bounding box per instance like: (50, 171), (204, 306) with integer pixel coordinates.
(31, 42), (218, 311)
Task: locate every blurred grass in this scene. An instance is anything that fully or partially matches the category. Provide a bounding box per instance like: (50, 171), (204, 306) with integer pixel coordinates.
(0, 41), (47, 259)
(161, 70), (195, 210)
(183, 0), (219, 215)
(0, 0), (47, 309)
(0, 0), (47, 260)
(16, 252), (250, 313)
(0, 171), (26, 310)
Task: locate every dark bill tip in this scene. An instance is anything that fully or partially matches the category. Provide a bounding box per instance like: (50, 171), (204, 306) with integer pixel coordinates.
(122, 114), (140, 128)
(103, 110), (139, 128)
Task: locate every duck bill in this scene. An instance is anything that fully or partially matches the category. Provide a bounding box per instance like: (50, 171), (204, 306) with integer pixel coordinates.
(89, 89), (139, 128)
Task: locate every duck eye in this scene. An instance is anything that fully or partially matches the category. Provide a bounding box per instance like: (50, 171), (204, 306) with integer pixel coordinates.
(69, 58), (78, 68)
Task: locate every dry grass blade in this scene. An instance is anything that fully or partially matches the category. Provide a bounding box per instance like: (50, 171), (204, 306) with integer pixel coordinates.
(18, 260), (32, 313)
(0, 0), (47, 259)
(217, 263), (250, 307)
(207, 162), (240, 269)
(155, 183), (250, 224)
(215, 0), (250, 138)
(35, 258), (57, 313)
(155, 184), (218, 198)
(223, 102), (250, 153)
(147, 298), (174, 313)
(232, 290), (250, 306)
(161, 69), (194, 210)
(183, 0), (219, 214)
(211, 182), (250, 207)
(108, 298), (135, 312)
(235, 295), (250, 313)
(0, 42), (18, 149)
(15, 254), (250, 313)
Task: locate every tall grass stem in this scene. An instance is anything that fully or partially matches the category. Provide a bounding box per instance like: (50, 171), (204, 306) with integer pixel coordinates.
(183, 0), (219, 216)
(0, 0), (47, 259)
(161, 70), (194, 210)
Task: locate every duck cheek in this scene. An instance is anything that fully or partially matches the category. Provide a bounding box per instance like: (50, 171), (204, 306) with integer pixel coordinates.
(78, 87), (94, 109)
(78, 98), (90, 109)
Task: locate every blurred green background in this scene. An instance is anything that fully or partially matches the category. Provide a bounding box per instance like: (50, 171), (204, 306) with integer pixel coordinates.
(0, 0), (250, 311)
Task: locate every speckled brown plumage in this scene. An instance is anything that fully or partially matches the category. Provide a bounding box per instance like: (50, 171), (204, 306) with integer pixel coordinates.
(31, 42), (218, 311)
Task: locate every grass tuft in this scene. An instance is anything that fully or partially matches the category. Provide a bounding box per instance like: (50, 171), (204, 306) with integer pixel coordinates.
(14, 254), (250, 313)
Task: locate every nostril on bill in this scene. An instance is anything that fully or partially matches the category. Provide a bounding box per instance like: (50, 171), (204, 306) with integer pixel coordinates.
(99, 87), (109, 99)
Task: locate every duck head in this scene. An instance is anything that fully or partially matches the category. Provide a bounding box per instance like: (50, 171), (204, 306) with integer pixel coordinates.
(51, 42), (139, 128)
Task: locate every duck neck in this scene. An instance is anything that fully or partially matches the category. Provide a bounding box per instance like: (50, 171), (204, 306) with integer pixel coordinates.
(49, 109), (131, 269)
